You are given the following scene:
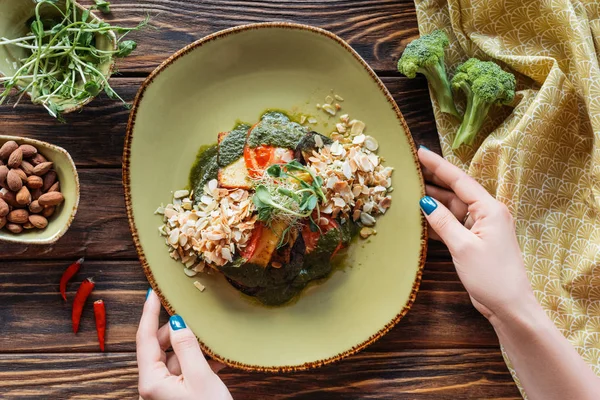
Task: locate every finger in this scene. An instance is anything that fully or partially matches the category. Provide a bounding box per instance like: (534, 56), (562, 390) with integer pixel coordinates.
(136, 289), (168, 381)
(419, 196), (475, 253)
(418, 147), (494, 205)
(426, 184), (468, 221)
(169, 314), (214, 379)
(166, 352), (182, 376)
(422, 165), (450, 190)
(426, 221), (442, 241)
(208, 360), (227, 374)
(158, 323), (171, 351)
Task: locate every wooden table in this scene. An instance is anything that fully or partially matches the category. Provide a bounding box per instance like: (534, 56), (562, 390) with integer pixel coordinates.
(0, 1), (521, 398)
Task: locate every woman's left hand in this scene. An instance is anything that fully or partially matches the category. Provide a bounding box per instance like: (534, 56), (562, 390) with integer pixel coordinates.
(136, 289), (232, 400)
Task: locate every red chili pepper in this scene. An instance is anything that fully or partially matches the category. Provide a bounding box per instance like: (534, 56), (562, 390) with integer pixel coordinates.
(72, 278), (95, 334)
(93, 300), (106, 351)
(60, 257), (84, 302)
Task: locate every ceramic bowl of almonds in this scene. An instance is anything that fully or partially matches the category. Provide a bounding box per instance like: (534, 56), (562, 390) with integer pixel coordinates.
(0, 136), (79, 244)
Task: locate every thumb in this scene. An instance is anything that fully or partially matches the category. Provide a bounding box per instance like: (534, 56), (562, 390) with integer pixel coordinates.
(419, 196), (473, 253)
(169, 315), (214, 379)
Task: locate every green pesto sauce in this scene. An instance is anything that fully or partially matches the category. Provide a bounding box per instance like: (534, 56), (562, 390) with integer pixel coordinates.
(218, 123), (251, 167)
(219, 222), (357, 306)
(247, 111), (308, 149)
(188, 144), (218, 202)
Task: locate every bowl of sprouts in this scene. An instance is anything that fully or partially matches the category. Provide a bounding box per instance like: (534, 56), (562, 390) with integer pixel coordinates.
(0, 0), (145, 119)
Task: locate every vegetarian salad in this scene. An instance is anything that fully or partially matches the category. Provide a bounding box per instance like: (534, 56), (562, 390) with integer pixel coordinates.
(156, 109), (393, 305)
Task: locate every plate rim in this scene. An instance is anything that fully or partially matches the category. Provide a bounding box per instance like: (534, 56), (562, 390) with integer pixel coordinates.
(123, 21), (428, 373)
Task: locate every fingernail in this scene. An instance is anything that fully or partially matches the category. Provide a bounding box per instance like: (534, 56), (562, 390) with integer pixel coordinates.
(419, 196), (438, 215)
(169, 314), (186, 331)
(145, 288), (152, 300)
(419, 145), (429, 151)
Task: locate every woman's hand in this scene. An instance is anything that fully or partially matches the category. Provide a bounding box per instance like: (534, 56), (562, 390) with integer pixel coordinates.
(418, 147), (536, 321)
(418, 146), (600, 399)
(136, 289), (232, 400)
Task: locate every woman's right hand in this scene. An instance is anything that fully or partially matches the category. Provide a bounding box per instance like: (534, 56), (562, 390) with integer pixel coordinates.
(417, 147), (536, 321)
(137, 289), (232, 400)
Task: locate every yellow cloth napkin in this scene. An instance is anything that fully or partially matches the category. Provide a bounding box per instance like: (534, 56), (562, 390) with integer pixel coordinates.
(413, 0), (600, 396)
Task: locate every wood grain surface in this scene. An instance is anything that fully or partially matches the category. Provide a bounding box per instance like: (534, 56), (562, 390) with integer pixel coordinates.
(0, 0), (519, 398)
(0, 350), (520, 400)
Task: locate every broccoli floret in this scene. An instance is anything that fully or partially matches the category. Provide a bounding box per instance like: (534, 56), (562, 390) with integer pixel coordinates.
(397, 30), (461, 119)
(450, 58), (516, 149)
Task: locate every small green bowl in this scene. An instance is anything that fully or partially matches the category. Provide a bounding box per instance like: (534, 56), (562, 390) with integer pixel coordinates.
(125, 22), (426, 372)
(0, 0), (116, 114)
(0, 136), (80, 244)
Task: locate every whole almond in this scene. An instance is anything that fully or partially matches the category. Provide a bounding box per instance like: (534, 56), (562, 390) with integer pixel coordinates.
(6, 169), (22, 191)
(42, 170), (57, 192)
(0, 216), (6, 230)
(30, 153), (47, 166)
(0, 141), (18, 160)
(42, 206), (55, 218)
(38, 192), (64, 207)
(29, 200), (43, 214)
(14, 168), (27, 182)
(31, 188), (42, 201)
(6, 223), (23, 234)
(29, 214), (48, 229)
(1, 190), (18, 207)
(27, 175), (43, 189)
(20, 160), (34, 176)
(23, 221), (35, 229)
(7, 209), (28, 224)
(48, 182), (60, 193)
(7, 148), (22, 168)
(0, 165), (8, 184)
(16, 186), (31, 205)
(19, 144), (37, 158)
(0, 198), (8, 217)
(33, 162), (53, 176)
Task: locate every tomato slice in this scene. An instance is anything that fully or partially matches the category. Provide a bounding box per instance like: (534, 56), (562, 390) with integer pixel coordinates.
(244, 123), (294, 178)
(244, 145), (275, 178)
(240, 223), (264, 260)
(302, 216), (343, 255)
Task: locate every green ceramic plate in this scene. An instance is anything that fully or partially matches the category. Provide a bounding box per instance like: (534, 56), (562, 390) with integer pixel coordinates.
(124, 23), (426, 372)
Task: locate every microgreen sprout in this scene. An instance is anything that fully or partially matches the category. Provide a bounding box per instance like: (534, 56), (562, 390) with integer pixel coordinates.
(0, 0), (147, 119)
(252, 161), (326, 248)
(93, 0), (111, 14)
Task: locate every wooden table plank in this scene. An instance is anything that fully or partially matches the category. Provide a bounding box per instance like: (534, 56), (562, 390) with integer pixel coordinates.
(0, 77), (439, 167)
(82, 0), (419, 75)
(0, 350), (520, 399)
(0, 260), (494, 353)
(0, 170), (134, 260)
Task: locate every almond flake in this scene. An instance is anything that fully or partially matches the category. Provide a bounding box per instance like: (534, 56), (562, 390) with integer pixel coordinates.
(193, 280), (206, 292)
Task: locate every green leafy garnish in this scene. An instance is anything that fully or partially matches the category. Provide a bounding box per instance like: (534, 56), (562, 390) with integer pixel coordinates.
(253, 161), (326, 248)
(93, 0), (111, 14)
(0, 0), (147, 118)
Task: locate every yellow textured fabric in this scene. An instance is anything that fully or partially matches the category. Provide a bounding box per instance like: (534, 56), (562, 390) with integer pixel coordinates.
(413, 0), (600, 396)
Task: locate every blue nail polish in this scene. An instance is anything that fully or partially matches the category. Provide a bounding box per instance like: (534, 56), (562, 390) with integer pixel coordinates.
(145, 288), (152, 300)
(419, 145), (429, 151)
(419, 196), (438, 215)
(170, 315), (186, 331)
